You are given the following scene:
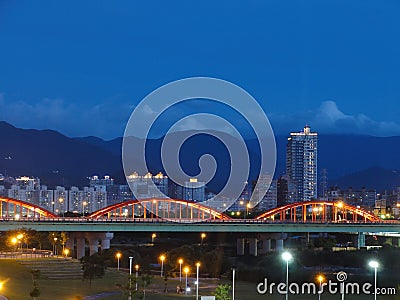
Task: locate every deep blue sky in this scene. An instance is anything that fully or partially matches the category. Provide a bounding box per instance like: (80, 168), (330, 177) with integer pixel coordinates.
(0, 0), (399, 139)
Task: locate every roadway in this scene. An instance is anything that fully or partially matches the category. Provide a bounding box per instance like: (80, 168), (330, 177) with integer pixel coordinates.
(1, 218), (400, 234)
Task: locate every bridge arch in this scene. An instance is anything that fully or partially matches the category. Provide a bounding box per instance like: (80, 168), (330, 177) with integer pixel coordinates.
(0, 196), (57, 218)
(255, 201), (381, 222)
(88, 198), (231, 221)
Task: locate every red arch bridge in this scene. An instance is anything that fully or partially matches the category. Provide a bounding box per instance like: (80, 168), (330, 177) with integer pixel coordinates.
(1, 197), (400, 258)
(0, 197), (384, 222)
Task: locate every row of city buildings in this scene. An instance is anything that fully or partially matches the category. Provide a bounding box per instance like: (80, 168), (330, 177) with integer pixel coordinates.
(1, 125), (399, 216)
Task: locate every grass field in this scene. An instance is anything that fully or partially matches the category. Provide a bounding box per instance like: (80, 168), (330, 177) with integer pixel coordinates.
(0, 259), (399, 300)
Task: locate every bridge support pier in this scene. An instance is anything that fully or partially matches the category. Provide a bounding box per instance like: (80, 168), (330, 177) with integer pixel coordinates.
(76, 237), (86, 259)
(101, 232), (113, 250)
(356, 232), (366, 249)
(69, 232), (114, 258)
(259, 239), (271, 254)
(276, 239), (284, 252)
(89, 238), (99, 256)
(249, 238), (258, 256)
(237, 238), (245, 256)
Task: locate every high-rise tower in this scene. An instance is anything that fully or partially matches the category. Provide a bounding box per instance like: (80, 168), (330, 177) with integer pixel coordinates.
(286, 125), (318, 201)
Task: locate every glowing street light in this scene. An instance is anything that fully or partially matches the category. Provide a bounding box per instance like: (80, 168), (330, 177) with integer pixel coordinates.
(178, 258), (184, 282)
(82, 201), (87, 217)
(63, 248), (70, 257)
(53, 237), (58, 255)
(369, 260), (379, 300)
(135, 264), (139, 291)
(159, 254), (166, 277)
(317, 274), (325, 300)
(152, 233), (157, 243)
(201, 233), (206, 245)
(196, 262), (201, 300)
(184, 266), (190, 295)
(116, 252), (122, 270)
(282, 251), (292, 300)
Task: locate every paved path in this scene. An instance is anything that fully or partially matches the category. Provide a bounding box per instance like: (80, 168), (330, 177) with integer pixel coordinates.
(84, 292), (120, 300)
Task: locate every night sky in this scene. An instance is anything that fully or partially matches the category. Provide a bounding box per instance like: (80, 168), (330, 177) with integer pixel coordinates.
(0, 0), (399, 139)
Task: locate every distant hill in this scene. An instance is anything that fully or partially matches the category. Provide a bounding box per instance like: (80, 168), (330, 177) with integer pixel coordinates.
(0, 121), (122, 188)
(1, 121), (400, 191)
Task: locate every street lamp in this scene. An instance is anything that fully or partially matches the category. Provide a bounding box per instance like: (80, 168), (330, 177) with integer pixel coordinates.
(129, 256), (133, 300)
(53, 237), (58, 255)
(116, 252), (122, 270)
(159, 254), (166, 277)
(11, 237), (17, 254)
(178, 258), (183, 282)
(64, 248), (70, 257)
(135, 264), (139, 291)
(282, 251), (292, 300)
(317, 274), (325, 300)
(152, 233), (157, 243)
(201, 233), (206, 245)
(232, 267), (236, 300)
(17, 234), (23, 251)
(184, 266), (190, 295)
(369, 260), (379, 300)
(246, 203), (251, 218)
(196, 262), (201, 300)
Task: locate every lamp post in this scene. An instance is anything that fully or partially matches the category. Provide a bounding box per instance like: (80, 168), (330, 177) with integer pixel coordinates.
(317, 275), (324, 300)
(159, 254), (165, 277)
(201, 233), (206, 245)
(64, 248), (70, 258)
(246, 202), (251, 219)
(129, 256), (133, 300)
(282, 251), (292, 300)
(152, 233), (156, 243)
(53, 237), (58, 255)
(369, 260), (379, 300)
(135, 264), (139, 291)
(178, 258), (183, 283)
(232, 267), (236, 300)
(196, 262), (200, 300)
(116, 252), (122, 270)
(184, 266), (190, 295)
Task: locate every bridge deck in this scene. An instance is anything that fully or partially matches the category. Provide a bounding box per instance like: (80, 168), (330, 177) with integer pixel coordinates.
(1, 219), (399, 233)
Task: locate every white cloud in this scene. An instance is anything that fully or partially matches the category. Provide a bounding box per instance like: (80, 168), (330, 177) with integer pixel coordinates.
(269, 100), (400, 136)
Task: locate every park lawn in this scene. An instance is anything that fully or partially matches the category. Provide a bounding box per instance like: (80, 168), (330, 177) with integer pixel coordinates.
(1, 259), (399, 300)
(0, 259), (126, 300)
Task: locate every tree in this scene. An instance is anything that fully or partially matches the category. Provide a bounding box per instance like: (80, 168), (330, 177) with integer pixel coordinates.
(80, 253), (106, 287)
(60, 232), (69, 253)
(214, 284), (232, 300)
(29, 269), (41, 300)
(116, 274), (138, 300)
(141, 274), (152, 300)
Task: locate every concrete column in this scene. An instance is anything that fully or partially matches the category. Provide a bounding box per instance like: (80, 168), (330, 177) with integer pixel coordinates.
(89, 239), (99, 256)
(237, 238), (245, 256)
(276, 239), (284, 252)
(356, 232), (366, 249)
(249, 238), (258, 256)
(100, 233), (114, 250)
(76, 238), (86, 259)
(394, 237), (400, 247)
(264, 239), (271, 253)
